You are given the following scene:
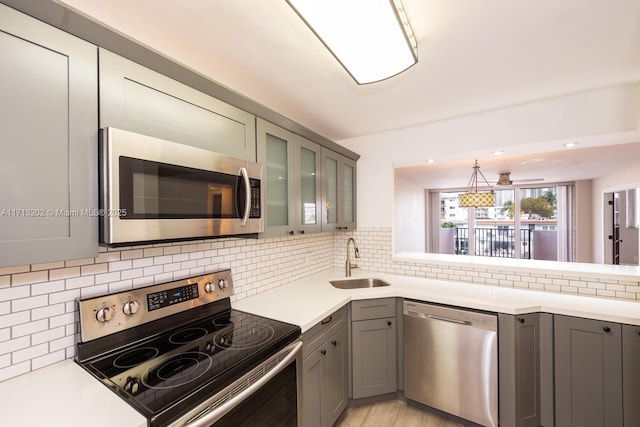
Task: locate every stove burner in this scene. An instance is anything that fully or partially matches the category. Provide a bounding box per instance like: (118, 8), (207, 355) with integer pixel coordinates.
(213, 324), (275, 350)
(141, 352), (212, 390)
(169, 327), (208, 345)
(211, 314), (232, 327)
(113, 347), (160, 369)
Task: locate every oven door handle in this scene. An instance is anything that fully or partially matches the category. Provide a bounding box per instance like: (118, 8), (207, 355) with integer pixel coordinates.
(240, 167), (251, 226)
(184, 340), (302, 427)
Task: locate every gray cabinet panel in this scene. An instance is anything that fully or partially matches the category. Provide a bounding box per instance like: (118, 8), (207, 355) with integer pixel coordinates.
(352, 317), (397, 399)
(351, 298), (396, 321)
(499, 313), (554, 427)
(0, 4), (98, 267)
(554, 315), (623, 427)
(623, 324), (640, 427)
(324, 326), (348, 427)
(302, 349), (323, 427)
(99, 49), (256, 161)
(301, 310), (348, 427)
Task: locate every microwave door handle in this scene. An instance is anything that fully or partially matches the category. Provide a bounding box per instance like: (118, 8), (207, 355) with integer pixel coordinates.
(240, 167), (250, 226)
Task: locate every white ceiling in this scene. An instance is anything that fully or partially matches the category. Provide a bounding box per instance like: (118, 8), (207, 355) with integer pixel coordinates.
(57, 0), (640, 185)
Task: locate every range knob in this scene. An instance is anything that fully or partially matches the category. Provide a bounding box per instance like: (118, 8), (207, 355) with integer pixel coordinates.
(124, 377), (141, 395)
(123, 301), (139, 316)
(218, 279), (227, 290)
(204, 281), (214, 293)
(96, 307), (113, 323)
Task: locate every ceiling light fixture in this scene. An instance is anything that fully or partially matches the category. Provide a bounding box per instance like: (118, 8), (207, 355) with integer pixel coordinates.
(563, 142), (578, 148)
(286, 0), (418, 84)
(458, 160), (495, 208)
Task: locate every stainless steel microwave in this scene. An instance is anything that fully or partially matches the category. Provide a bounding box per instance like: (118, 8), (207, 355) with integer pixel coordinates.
(99, 127), (263, 245)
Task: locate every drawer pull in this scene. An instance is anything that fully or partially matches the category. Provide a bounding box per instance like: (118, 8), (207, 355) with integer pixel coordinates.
(517, 317), (525, 324)
(387, 321), (392, 326)
(321, 316), (333, 325)
(321, 349), (327, 356)
(603, 326), (611, 333)
(331, 340), (337, 346)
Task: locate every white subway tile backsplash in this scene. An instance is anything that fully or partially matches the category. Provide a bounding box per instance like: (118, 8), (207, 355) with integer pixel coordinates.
(1, 227), (638, 385)
(0, 336), (30, 355)
(0, 311), (30, 329)
(11, 295), (48, 312)
(12, 271), (48, 287)
(0, 286), (30, 302)
(49, 267), (80, 281)
(31, 349), (65, 371)
(0, 360), (30, 382)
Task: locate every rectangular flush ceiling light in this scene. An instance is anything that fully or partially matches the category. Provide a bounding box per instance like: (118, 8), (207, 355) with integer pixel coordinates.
(286, 0), (418, 84)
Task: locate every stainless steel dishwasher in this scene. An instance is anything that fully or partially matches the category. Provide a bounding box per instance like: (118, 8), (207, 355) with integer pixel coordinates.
(403, 300), (498, 427)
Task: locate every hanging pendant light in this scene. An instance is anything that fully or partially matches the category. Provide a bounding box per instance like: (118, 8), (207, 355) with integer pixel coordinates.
(458, 160), (495, 208)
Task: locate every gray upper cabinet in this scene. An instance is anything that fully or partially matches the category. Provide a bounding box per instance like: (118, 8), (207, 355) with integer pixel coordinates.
(99, 48), (256, 161)
(554, 315), (623, 427)
(623, 324), (640, 427)
(321, 148), (357, 231)
(0, 4), (98, 267)
(257, 118), (322, 237)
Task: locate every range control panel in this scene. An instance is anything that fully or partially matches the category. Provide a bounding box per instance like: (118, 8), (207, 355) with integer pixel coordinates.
(78, 269), (234, 342)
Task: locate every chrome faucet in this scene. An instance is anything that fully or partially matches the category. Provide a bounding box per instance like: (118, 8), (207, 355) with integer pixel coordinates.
(345, 237), (360, 277)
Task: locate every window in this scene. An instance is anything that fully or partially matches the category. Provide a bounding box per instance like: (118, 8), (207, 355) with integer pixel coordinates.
(431, 184), (573, 261)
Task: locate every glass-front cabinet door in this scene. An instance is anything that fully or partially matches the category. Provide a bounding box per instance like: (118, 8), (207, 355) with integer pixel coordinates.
(257, 118), (321, 237)
(321, 148), (357, 231)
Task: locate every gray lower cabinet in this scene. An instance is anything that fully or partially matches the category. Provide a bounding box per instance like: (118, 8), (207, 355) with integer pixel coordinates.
(623, 324), (640, 426)
(302, 308), (348, 427)
(99, 48), (256, 161)
(498, 313), (554, 427)
(351, 298), (397, 399)
(0, 3), (98, 267)
(554, 314), (623, 427)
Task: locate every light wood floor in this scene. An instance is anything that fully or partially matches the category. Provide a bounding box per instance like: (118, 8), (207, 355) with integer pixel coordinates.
(334, 398), (471, 427)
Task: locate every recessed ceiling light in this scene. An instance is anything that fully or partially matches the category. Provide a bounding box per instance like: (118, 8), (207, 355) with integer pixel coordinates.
(563, 142), (578, 148)
(492, 151), (505, 156)
(426, 159), (435, 164)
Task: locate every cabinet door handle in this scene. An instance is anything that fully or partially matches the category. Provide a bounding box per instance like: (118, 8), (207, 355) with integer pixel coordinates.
(603, 326), (611, 333)
(299, 230), (305, 234)
(387, 321), (392, 326)
(288, 230), (294, 235)
(321, 316), (333, 325)
(321, 349), (327, 356)
(331, 340), (337, 346)
(517, 317), (525, 324)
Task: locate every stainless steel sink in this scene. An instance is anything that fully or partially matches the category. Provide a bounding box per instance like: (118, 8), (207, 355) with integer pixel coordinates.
(329, 278), (391, 289)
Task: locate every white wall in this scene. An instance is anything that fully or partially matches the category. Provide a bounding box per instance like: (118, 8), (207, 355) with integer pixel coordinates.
(340, 83), (640, 229)
(393, 174), (426, 252)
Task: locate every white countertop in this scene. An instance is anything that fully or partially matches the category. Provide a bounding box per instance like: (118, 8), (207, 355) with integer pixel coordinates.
(3, 267), (639, 427)
(0, 359), (145, 427)
(233, 268), (640, 330)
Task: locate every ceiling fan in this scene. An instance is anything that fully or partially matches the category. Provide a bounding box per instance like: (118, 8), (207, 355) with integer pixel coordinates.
(494, 172), (545, 186)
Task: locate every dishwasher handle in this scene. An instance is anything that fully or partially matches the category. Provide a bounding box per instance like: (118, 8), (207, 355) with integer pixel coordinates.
(427, 314), (471, 326)
(406, 310), (471, 326)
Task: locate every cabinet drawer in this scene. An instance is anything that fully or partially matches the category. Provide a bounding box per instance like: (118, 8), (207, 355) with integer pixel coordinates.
(302, 306), (347, 359)
(351, 298), (396, 321)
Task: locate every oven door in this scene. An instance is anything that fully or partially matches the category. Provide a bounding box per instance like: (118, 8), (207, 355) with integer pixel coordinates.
(172, 340), (302, 427)
(100, 127), (263, 244)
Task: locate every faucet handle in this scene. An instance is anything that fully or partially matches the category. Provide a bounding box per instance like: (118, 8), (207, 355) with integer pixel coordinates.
(354, 247), (360, 258)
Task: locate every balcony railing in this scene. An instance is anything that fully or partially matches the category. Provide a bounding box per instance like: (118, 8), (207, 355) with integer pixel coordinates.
(454, 227), (533, 259)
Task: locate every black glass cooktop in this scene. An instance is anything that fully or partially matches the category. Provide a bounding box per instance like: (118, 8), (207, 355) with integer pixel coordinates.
(80, 309), (300, 424)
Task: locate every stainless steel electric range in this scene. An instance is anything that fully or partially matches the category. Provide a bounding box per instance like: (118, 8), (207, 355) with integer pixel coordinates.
(75, 269), (302, 427)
